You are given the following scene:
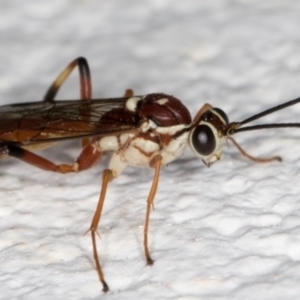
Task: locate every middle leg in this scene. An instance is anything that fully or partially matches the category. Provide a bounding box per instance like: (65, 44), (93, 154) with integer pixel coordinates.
(144, 155), (163, 265)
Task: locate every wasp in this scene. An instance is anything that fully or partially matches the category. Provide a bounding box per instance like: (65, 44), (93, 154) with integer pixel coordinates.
(1, 57), (299, 292)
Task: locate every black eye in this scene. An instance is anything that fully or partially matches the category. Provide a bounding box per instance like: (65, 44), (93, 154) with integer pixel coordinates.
(213, 107), (229, 124)
(191, 124), (216, 156)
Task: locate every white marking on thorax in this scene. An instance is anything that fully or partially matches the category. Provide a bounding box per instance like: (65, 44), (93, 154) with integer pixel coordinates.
(155, 98), (169, 105)
(122, 136), (160, 166)
(108, 153), (128, 178)
(140, 119), (157, 132)
(155, 123), (189, 135)
(95, 122), (191, 178)
(125, 97), (141, 112)
(160, 131), (189, 165)
(98, 136), (120, 151)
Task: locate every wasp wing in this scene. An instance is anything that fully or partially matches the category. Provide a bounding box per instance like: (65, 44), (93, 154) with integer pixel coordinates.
(0, 98), (141, 146)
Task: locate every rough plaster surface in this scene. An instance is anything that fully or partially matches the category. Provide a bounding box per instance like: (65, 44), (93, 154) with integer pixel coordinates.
(1, 1), (300, 299)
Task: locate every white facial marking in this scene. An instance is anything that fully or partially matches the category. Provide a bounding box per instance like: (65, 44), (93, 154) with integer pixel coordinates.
(140, 119), (157, 132)
(126, 97), (141, 112)
(155, 98), (169, 105)
(201, 150), (222, 167)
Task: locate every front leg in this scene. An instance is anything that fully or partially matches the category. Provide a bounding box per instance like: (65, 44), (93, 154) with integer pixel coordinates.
(227, 137), (282, 163)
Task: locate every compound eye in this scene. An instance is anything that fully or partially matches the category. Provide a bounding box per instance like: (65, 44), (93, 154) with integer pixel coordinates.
(191, 124), (216, 156)
(212, 107), (229, 124)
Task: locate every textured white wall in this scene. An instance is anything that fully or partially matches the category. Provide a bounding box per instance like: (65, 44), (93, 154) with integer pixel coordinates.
(1, 1), (300, 299)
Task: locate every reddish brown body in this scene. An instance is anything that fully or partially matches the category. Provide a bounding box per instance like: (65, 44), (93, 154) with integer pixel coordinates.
(0, 93), (191, 148)
(1, 57), (291, 293)
(0, 58), (196, 292)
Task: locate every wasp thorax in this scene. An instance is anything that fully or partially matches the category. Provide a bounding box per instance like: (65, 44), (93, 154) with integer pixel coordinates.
(189, 107), (229, 166)
(139, 93), (192, 127)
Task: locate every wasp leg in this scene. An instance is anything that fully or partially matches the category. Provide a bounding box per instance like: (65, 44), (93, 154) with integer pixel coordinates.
(227, 137), (282, 163)
(43, 57), (93, 149)
(86, 169), (113, 293)
(144, 155), (163, 265)
(6, 144), (102, 173)
(123, 88), (134, 97)
(7, 143), (111, 291)
(43, 57), (91, 102)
